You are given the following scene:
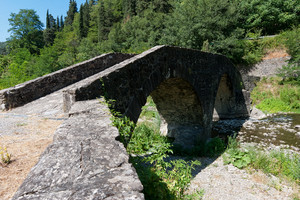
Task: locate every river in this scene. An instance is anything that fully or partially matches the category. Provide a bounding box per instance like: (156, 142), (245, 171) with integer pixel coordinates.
(212, 114), (300, 152)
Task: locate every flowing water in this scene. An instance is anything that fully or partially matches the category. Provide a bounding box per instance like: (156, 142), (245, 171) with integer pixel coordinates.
(212, 114), (300, 152)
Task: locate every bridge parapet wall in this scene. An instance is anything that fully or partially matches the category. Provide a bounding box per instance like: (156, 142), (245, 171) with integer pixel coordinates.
(0, 53), (134, 110)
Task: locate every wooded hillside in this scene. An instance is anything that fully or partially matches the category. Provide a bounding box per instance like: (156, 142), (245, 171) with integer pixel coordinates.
(0, 0), (299, 89)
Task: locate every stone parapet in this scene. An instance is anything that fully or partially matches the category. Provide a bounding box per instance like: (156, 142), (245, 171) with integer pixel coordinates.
(0, 53), (134, 110)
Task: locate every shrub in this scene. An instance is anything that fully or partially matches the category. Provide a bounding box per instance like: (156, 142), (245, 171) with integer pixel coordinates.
(0, 146), (12, 165)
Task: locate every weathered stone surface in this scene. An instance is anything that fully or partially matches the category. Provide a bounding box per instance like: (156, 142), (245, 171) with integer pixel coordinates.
(250, 106), (267, 119)
(12, 99), (144, 200)
(0, 53), (134, 110)
(64, 45), (250, 140)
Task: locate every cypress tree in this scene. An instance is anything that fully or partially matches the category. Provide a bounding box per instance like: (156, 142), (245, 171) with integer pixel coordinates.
(60, 15), (64, 30)
(46, 10), (50, 29)
(65, 0), (78, 26)
(83, 1), (90, 33)
(43, 12), (56, 46)
(98, 1), (105, 42)
(79, 4), (85, 38)
(56, 16), (60, 31)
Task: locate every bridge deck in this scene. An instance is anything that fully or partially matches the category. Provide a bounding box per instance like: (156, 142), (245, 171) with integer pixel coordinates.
(11, 99), (144, 200)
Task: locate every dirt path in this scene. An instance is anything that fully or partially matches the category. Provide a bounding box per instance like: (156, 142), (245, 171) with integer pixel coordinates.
(0, 89), (66, 200)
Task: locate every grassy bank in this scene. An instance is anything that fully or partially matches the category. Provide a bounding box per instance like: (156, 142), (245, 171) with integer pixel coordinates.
(223, 135), (300, 186)
(251, 77), (300, 113)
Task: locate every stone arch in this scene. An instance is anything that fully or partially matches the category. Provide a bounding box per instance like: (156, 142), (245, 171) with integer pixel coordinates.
(213, 73), (235, 120)
(66, 45), (250, 141)
(150, 78), (204, 147)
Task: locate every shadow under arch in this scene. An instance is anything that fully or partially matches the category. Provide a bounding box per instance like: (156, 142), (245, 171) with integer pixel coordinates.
(212, 72), (250, 139)
(213, 73), (235, 121)
(150, 77), (204, 148)
(213, 72), (250, 121)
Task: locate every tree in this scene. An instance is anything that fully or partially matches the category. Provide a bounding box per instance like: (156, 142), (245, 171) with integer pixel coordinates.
(8, 9), (44, 54)
(65, 0), (78, 26)
(123, 0), (136, 18)
(44, 10), (57, 46)
(98, 1), (106, 42)
(56, 16), (60, 31)
(240, 0), (300, 35)
(79, 2), (90, 38)
(60, 15), (64, 30)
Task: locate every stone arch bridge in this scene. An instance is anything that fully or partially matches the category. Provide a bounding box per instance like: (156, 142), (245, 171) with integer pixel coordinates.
(1, 45), (250, 199)
(64, 45), (250, 141)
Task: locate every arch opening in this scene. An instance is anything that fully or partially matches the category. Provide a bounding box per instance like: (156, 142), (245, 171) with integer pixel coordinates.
(213, 74), (236, 121)
(149, 78), (204, 148)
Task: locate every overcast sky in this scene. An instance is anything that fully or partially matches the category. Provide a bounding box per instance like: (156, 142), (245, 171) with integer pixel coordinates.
(0, 0), (87, 42)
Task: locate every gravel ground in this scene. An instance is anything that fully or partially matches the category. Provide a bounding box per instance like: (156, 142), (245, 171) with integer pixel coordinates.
(188, 156), (299, 200)
(239, 51), (290, 78)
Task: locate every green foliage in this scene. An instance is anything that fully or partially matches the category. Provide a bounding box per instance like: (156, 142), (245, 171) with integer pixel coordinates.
(239, 0), (300, 35)
(111, 113), (136, 148)
(223, 149), (252, 169)
(0, 42), (8, 55)
(204, 137), (226, 157)
(8, 9), (44, 54)
(107, 95), (203, 199)
(251, 78), (300, 113)
(0, 146), (12, 165)
(129, 125), (202, 199)
(0, 48), (33, 89)
(256, 87), (300, 113)
(79, 2), (90, 38)
(77, 38), (100, 62)
(65, 0), (78, 26)
(223, 135), (252, 169)
(44, 10), (57, 46)
(277, 27), (300, 84)
(223, 136), (300, 184)
(127, 123), (170, 156)
(256, 98), (292, 113)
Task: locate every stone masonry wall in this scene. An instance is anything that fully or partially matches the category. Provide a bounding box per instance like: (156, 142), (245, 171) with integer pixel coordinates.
(0, 53), (134, 110)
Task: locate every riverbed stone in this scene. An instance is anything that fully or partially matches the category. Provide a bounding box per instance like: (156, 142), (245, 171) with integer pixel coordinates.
(250, 106), (267, 119)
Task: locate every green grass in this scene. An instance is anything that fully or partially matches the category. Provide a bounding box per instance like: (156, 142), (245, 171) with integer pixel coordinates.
(251, 77), (300, 113)
(223, 135), (300, 185)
